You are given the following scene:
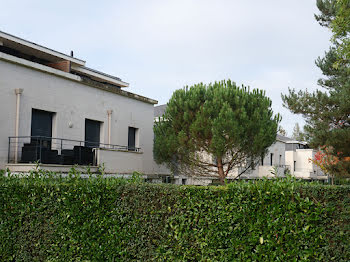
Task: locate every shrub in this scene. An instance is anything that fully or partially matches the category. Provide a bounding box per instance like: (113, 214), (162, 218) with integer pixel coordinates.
(0, 170), (349, 261)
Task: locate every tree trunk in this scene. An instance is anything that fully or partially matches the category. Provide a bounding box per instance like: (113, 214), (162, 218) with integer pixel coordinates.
(217, 157), (225, 185)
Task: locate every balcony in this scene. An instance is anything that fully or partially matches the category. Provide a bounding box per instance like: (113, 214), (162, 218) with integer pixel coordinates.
(7, 136), (142, 174)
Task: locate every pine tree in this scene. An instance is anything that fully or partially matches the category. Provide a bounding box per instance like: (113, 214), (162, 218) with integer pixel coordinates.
(282, 0), (350, 175)
(154, 80), (280, 184)
(331, 0), (350, 65)
(291, 123), (305, 141)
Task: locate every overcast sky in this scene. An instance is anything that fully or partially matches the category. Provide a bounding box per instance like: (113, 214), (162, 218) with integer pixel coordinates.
(0, 0), (331, 135)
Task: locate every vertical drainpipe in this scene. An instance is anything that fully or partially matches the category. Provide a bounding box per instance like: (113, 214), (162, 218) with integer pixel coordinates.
(107, 110), (113, 147)
(14, 88), (23, 163)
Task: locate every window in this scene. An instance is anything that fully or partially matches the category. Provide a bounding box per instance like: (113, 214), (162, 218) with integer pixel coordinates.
(294, 161), (296, 172)
(162, 176), (172, 184)
(128, 127), (138, 151)
(31, 109), (54, 148)
(270, 153), (274, 166)
(85, 119), (101, 148)
(261, 155), (264, 166)
(182, 178), (187, 185)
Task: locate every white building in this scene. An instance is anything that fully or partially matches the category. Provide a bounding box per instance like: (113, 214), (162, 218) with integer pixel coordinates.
(233, 135), (289, 180)
(154, 105), (326, 185)
(0, 31), (159, 176)
(285, 140), (326, 180)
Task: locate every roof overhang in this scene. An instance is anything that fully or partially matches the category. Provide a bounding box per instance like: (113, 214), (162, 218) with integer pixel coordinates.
(285, 140), (308, 145)
(276, 138), (286, 143)
(0, 31), (85, 66)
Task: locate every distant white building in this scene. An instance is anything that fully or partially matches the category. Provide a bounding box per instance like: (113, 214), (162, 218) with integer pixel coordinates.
(154, 105), (326, 185)
(285, 140), (326, 179)
(0, 31), (159, 176)
(232, 135), (289, 180)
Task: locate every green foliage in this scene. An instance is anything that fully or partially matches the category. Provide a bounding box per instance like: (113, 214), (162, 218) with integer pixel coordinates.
(299, 185), (350, 260)
(1, 170), (349, 261)
(282, 1), (350, 176)
(292, 123), (305, 141)
(269, 165), (279, 176)
(314, 0), (337, 27)
(333, 177), (350, 185)
(330, 0), (350, 65)
(130, 171), (144, 184)
(154, 80), (280, 184)
(158, 178), (327, 261)
(0, 170), (179, 261)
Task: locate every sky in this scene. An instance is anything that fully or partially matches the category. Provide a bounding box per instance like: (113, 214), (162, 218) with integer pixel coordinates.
(0, 0), (332, 135)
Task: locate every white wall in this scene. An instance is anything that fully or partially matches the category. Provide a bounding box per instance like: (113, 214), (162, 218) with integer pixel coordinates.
(237, 140), (286, 179)
(285, 149), (324, 179)
(0, 82), (15, 166)
(261, 140), (286, 167)
(95, 148), (143, 174)
(0, 59), (155, 174)
(174, 176), (214, 186)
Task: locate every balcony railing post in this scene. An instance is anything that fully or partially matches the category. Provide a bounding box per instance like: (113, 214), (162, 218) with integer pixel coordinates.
(8, 137), (11, 164)
(79, 147), (82, 165)
(39, 138), (42, 163)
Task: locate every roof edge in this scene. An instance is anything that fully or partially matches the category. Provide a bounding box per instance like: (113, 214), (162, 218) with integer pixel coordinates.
(71, 65), (129, 88)
(0, 30), (86, 66)
(80, 76), (157, 105)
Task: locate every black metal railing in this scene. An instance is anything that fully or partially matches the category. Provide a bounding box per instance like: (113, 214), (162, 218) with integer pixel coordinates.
(8, 136), (141, 165)
(275, 164), (291, 169)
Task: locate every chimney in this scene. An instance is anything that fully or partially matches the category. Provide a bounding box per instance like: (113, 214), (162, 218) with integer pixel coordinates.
(70, 50), (74, 57)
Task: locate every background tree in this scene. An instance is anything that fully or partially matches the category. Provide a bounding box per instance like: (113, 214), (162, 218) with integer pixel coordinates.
(282, 0), (350, 176)
(331, 0), (350, 66)
(154, 80), (280, 185)
(292, 123), (305, 141)
(311, 147), (350, 184)
(278, 125), (287, 136)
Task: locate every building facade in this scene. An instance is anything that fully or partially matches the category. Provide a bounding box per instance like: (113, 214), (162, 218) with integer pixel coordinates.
(0, 31), (158, 175)
(285, 140), (325, 179)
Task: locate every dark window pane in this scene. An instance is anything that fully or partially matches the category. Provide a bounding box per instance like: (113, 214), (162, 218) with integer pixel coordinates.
(85, 119), (100, 148)
(128, 127), (136, 150)
(31, 109), (53, 148)
(270, 153), (274, 166)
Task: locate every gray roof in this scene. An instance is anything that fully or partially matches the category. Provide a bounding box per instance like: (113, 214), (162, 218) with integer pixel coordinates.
(276, 134), (294, 142)
(154, 104), (167, 118)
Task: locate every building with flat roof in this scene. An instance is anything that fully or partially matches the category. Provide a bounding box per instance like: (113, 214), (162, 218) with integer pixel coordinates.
(0, 31), (159, 176)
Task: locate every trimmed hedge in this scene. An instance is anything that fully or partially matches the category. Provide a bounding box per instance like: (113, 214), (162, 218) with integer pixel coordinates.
(0, 171), (349, 261)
